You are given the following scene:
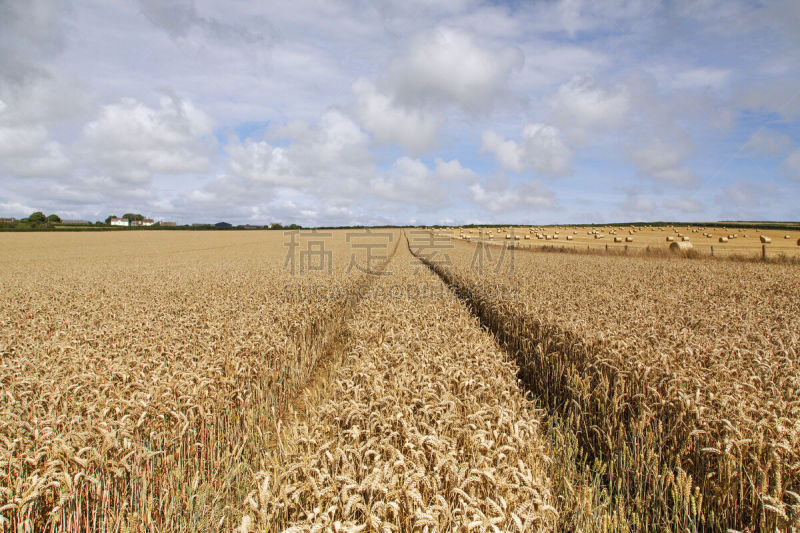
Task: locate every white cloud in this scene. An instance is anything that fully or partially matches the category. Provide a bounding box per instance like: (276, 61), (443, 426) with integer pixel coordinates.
(2, 1), (800, 225)
(470, 180), (554, 213)
(0, 125), (49, 157)
(0, 124), (69, 177)
(550, 75), (629, 143)
(0, 201), (38, 218)
(386, 26), (523, 112)
(211, 109), (373, 208)
(631, 138), (698, 186)
(742, 128), (793, 157)
(226, 140), (294, 186)
(79, 94), (215, 180)
(370, 157), (477, 206)
(481, 124), (572, 176)
(352, 79), (442, 154)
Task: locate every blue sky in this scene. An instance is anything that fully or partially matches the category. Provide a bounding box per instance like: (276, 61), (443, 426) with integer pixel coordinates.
(0, 0), (798, 225)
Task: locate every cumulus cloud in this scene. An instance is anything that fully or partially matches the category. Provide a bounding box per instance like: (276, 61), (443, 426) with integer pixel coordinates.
(630, 137), (698, 186)
(79, 93), (215, 182)
(742, 128), (793, 157)
(481, 124), (572, 176)
(386, 26), (523, 112)
(205, 109), (373, 209)
(550, 75), (629, 143)
(352, 79), (442, 154)
(2, 1), (800, 225)
(469, 180), (554, 213)
(0, 124), (69, 177)
(370, 157), (477, 205)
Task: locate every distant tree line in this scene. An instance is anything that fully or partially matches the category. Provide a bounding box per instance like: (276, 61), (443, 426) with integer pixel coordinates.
(1, 211), (310, 231)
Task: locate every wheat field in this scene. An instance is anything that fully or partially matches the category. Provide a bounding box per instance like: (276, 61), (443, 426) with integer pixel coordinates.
(2, 229), (799, 532)
(0, 230), (395, 531)
(419, 235), (800, 531)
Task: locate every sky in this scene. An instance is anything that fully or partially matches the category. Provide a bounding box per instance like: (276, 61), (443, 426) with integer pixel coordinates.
(1, 0), (799, 226)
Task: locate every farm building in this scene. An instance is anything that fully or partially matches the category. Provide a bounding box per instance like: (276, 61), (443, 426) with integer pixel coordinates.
(109, 217), (129, 226)
(130, 219), (155, 227)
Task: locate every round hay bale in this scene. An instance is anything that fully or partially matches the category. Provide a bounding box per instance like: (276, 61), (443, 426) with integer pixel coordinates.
(760, 235), (772, 243)
(670, 241), (693, 254)
(719, 237), (728, 243)
(666, 236), (674, 242)
(625, 236), (633, 242)
(682, 236), (690, 241)
(566, 235), (574, 240)
(614, 237), (623, 242)
(784, 234), (790, 239)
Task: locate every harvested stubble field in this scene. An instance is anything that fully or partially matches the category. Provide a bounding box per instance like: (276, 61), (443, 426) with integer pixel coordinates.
(0, 230), (398, 531)
(455, 225), (800, 260)
(420, 237), (800, 531)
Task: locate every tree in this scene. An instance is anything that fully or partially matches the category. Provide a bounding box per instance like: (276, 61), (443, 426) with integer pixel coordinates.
(270, 222), (283, 230)
(47, 214), (61, 223)
(28, 211), (46, 223)
(122, 213), (144, 221)
(104, 215), (117, 224)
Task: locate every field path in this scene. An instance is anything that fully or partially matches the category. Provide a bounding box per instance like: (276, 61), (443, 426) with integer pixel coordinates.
(242, 235), (556, 532)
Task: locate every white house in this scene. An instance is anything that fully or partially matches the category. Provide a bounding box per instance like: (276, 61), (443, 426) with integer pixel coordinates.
(109, 217), (129, 226)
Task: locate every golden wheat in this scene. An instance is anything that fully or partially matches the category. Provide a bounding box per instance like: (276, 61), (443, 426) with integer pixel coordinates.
(241, 236), (558, 532)
(0, 230), (397, 531)
(419, 236), (800, 531)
